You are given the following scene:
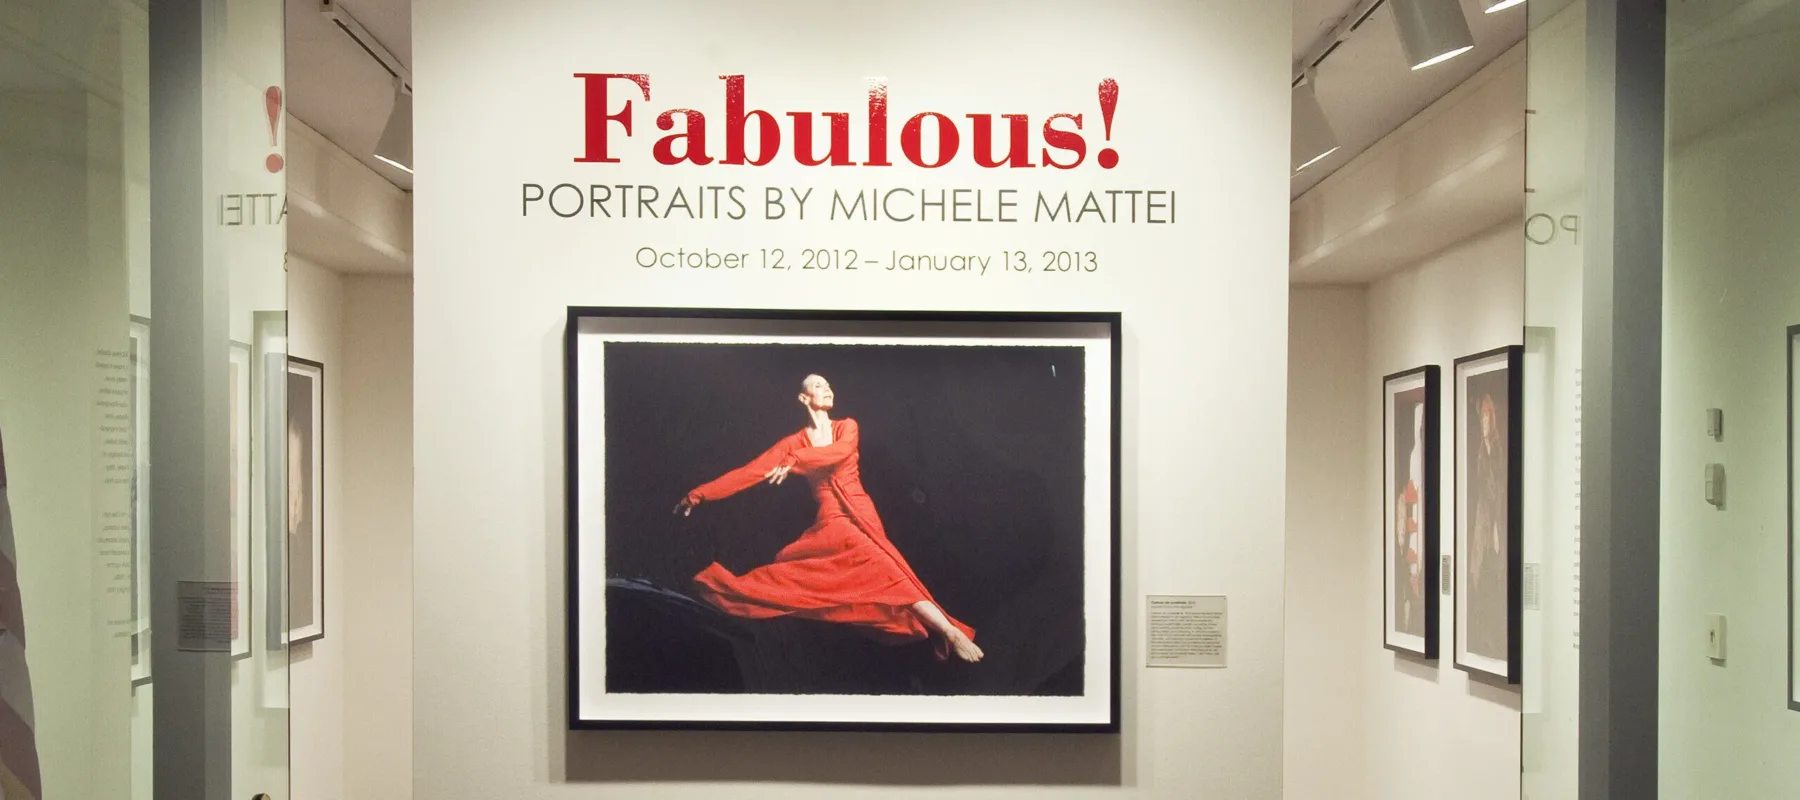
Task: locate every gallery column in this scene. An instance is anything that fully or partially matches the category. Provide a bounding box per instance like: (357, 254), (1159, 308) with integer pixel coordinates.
(1576, 0), (1664, 797)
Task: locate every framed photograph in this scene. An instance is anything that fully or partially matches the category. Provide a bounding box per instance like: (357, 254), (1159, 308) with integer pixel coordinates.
(256, 313), (287, 657)
(1383, 365), (1440, 659)
(1453, 346), (1522, 683)
(1788, 325), (1799, 711)
(253, 312), (291, 708)
(129, 317), (152, 685)
(229, 341), (254, 659)
(566, 307), (1121, 732)
(285, 357), (325, 645)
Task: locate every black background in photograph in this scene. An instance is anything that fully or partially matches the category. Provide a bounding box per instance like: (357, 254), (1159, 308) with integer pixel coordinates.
(599, 341), (1086, 698)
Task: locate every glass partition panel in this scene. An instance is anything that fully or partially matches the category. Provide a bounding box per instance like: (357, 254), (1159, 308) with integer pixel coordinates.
(1520, 0), (1585, 797)
(0, 2), (155, 796)
(0, 0), (288, 796)
(215, 0), (291, 797)
(1660, 1), (1800, 795)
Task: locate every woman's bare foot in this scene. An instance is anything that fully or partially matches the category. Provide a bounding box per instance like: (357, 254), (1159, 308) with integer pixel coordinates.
(947, 630), (984, 663)
(910, 600), (983, 662)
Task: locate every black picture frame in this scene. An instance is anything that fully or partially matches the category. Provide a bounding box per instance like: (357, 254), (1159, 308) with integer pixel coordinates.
(1452, 346), (1523, 684)
(1788, 325), (1799, 712)
(563, 306), (1123, 733)
(285, 356), (326, 646)
(1383, 364), (1440, 660)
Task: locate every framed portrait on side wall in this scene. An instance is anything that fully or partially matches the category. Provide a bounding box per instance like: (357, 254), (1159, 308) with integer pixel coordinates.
(1788, 325), (1799, 711)
(1453, 346), (1522, 683)
(566, 307), (1121, 732)
(129, 317), (152, 686)
(285, 356), (326, 645)
(253, 311), (291, 708)
(256, 312), (289, 656)
(229, 341), (254, 659)
(1383, 365), (1440, 660)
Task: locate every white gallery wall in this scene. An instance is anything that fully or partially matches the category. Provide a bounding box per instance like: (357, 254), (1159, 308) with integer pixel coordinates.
(412, 0), (1291, 797)
(287, 255), (348, 800)
(1282, 285), (1370, 800)
(1285, 222), (1523, 800)
(1659, 81), (1800, 797)
(338, 275), (415, 800)
(286, 258), (417, 800)
(280, 83), (419, 797)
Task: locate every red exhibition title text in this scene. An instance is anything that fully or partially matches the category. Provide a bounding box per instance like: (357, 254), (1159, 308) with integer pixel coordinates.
(575, 74), (1122, 170)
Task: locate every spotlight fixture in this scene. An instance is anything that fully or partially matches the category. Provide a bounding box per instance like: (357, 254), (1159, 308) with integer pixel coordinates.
(322, 1), (415, 175)
(1391, 0), (1476, 70)
(374, 84), (413, 174)
(1483, 0), (1528, 12)
(1291, 80), (1340, 174)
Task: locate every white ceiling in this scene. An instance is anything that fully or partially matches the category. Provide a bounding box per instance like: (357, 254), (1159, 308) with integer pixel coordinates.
(1668, 0), (1800, 146)
(285, 0), (412, 190)
(1290, 44), (1526, 284)
(1292, 0), (1528, 198)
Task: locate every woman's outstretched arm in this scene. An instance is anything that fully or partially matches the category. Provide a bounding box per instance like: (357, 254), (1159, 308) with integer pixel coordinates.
(678, 435), (798, 512)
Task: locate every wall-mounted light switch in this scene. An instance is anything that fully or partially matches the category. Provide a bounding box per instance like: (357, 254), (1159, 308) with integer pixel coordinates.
(1706, 408), (1724, 441)
(1706, 614), (1727, 661)
(1705, 463), (1726, 508)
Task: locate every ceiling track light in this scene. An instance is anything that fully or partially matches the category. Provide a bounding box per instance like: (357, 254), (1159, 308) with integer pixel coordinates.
(322, 1), (414, 173)
(1291, 79), (1340, 174)
(374, 83), (414, 174)
(1482, 0), (1528, 12)
(1390, 0), (1477, 70)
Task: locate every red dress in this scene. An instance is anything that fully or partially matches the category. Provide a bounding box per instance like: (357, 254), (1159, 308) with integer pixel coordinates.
(686, 418), (975, 656)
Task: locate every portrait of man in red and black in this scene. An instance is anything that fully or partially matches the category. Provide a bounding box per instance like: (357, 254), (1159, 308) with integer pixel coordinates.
(1465, 385), (1510, 660)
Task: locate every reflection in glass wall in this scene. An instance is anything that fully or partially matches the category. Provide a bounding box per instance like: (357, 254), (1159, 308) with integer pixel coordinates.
(1661, 1), (1800, 795)
(0, 2), (151, 796)
(214, 0), (292, 796)
(0, 0), (288, 796)
(1519, 1), (1584, 798)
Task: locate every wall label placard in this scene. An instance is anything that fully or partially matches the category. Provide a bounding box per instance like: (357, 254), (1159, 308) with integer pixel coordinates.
(1523, 562), (1541, 611)
(1146, 595), (1227, 669)
(176, 580), (237, 653)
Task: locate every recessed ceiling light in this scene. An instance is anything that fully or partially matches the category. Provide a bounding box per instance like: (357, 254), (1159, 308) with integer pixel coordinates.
(1484, 0), (1528, 12)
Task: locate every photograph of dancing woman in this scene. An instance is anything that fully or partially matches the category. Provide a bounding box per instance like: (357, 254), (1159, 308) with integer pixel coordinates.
(673, 374), (984, 664)
(587, 333), (1097, 702)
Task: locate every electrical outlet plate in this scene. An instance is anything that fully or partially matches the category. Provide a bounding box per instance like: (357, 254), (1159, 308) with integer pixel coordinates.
(1705, 463), (1726, 508)
(1706, 407), (1724, 440)
(1523, 563), (1541, 611)
(1706, 613), (1727, 661)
